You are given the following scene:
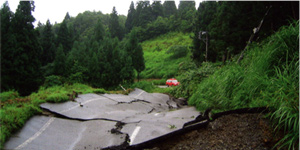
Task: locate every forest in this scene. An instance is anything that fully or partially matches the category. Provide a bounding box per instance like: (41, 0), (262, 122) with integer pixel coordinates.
(0, 0), (299, 149)
(1, 1), (298, 96)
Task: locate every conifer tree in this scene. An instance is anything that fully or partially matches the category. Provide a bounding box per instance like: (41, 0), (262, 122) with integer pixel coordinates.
(163, 1), (177, 17)
(9, 1), (42, 95)
(191, 1), (218, 63)
(57, 13), (73, 54)
(178, 0), (196, 32)
(151, 1), (163, 20)
(109, 7), (123, 40)
(40, 19), (56, 66)
(53, 44), (66, 76)
(135, 1), (152, 27)
(94, 18), (105, 41)
(126, 30), (145, 81)
(1, 1), (15, 91)
(125, 1), (136, 33)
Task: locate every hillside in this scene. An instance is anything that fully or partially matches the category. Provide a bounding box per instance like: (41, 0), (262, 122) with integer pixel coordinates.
(140, 32), (192, 79)
(171, 21), (299, 149)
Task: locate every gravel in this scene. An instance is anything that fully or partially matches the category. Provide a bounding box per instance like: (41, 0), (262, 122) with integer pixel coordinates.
(144, 113), (283, 150)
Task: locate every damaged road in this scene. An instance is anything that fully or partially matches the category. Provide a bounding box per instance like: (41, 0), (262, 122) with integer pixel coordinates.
(4, 88), (201, 150)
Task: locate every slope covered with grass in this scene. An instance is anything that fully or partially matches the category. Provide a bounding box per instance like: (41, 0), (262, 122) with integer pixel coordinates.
(185, 21), (299, 149)
(140, 32), (192, 79)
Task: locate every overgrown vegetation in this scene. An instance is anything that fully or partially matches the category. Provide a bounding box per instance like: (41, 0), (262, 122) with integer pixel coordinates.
(140, 32), (192, 79)
(0, 83), (106, 149)
(174, 21), (299, 149)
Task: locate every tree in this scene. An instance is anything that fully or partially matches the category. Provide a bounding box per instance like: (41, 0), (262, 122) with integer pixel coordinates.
(178, 0), (196, 32)
(191, 1), (218, 63)
(1, 1), (15, 92)
(53, 44), (66, 76)
(109, 6), (123, 40)
(133, 44), (145, 82)
(135, 1), (153, 27)
(125, 30), (145, 81)
(57, 13), (73, 54)
(163, 1), (177, 17)
(151, 1), (163, 20)
(93, 18), (105, 41)
(125, 1), (136, 33)
(9, 1), (42, 95)
(40, 19), (56, 66)
(57, 20), (72, 54)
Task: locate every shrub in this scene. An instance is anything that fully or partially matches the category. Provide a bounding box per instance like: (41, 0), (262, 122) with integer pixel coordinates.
(92, 88), (106, 94)
(0, 91), (19, 102)
(44, 75), (63, 87)
(166, 45), (188, 59)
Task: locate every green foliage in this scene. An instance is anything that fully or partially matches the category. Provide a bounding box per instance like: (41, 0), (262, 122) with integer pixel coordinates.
(125, 1), (136, 33)
(0, 103), (40, 149)
(130, 81), (156, 92)
(109, 7), (124, 40)
(44, 75), (63, 87)
(129, 80), (171, 94)
(186, 22), (299, 149)
(178, 1), (196, 32)
(40, 19), (56, 66)
(53, 44), (66, 76)
(163, 1), (177, 18)
(92, 88), (107, 94)
(192, 1), (299, 64)
(140, 32), (192, 79)
(0, 91), (19, 102)
(151, 79), (167, 85)
(166, 45), (188, 59)
(0, 83), (107, 149)
(1, 1), (43, 96)
(171, 62), (220, 99)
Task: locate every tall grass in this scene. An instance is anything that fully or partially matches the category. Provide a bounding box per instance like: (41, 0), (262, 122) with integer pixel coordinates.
(140, 32), (192, 79)
(187, 21), (299, 148)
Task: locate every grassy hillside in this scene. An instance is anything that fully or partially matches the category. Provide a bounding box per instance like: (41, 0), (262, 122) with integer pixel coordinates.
(140, 32), (192, 79)
(172, 21), (299, 149)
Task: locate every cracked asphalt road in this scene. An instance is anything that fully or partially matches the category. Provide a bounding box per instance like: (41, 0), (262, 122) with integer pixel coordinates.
(4, 88), (200, 150)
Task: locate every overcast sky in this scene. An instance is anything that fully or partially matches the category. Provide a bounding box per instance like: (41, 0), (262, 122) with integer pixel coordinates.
(1, 0), (201, 27)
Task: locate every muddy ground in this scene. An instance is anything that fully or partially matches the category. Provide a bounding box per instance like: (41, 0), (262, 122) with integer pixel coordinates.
(142, 113), (283, 150)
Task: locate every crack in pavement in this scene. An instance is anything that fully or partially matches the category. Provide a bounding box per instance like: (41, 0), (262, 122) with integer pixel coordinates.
(41, 108), (141, 124)
(117, 99), (151, 104)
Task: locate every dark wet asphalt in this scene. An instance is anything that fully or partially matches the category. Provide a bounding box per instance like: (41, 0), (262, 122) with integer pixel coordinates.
(4, 88), (200, 150)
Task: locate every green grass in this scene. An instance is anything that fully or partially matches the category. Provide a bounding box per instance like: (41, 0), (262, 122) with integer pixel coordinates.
(140, 32), (193, 79)
(0, 91), (19, 102)
(0, 83), (106, 149)
(185, 21), (299, 149)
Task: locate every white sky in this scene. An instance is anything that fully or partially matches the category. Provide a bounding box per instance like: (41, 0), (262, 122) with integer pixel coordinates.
(1, 0), (201, 27)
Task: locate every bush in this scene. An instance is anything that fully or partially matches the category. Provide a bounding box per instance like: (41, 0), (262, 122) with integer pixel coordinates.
(68, 72), (85, 84)
(92, 88), (106, 94)
(0, 91), (19, 102)
(171, 62), (220, 99)
(166, 45), (188, 59)
(44, 75), (63, 87)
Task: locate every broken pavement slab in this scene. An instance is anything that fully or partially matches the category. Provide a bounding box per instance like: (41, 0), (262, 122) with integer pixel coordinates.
(5, 89), (201, 150)
(4, 116), (128, 150)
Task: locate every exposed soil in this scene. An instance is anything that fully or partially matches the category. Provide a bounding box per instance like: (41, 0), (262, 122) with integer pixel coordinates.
(144, 113), (283, 150)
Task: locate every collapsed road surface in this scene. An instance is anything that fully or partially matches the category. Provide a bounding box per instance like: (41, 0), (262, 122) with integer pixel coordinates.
(4, 88), (201, 150)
